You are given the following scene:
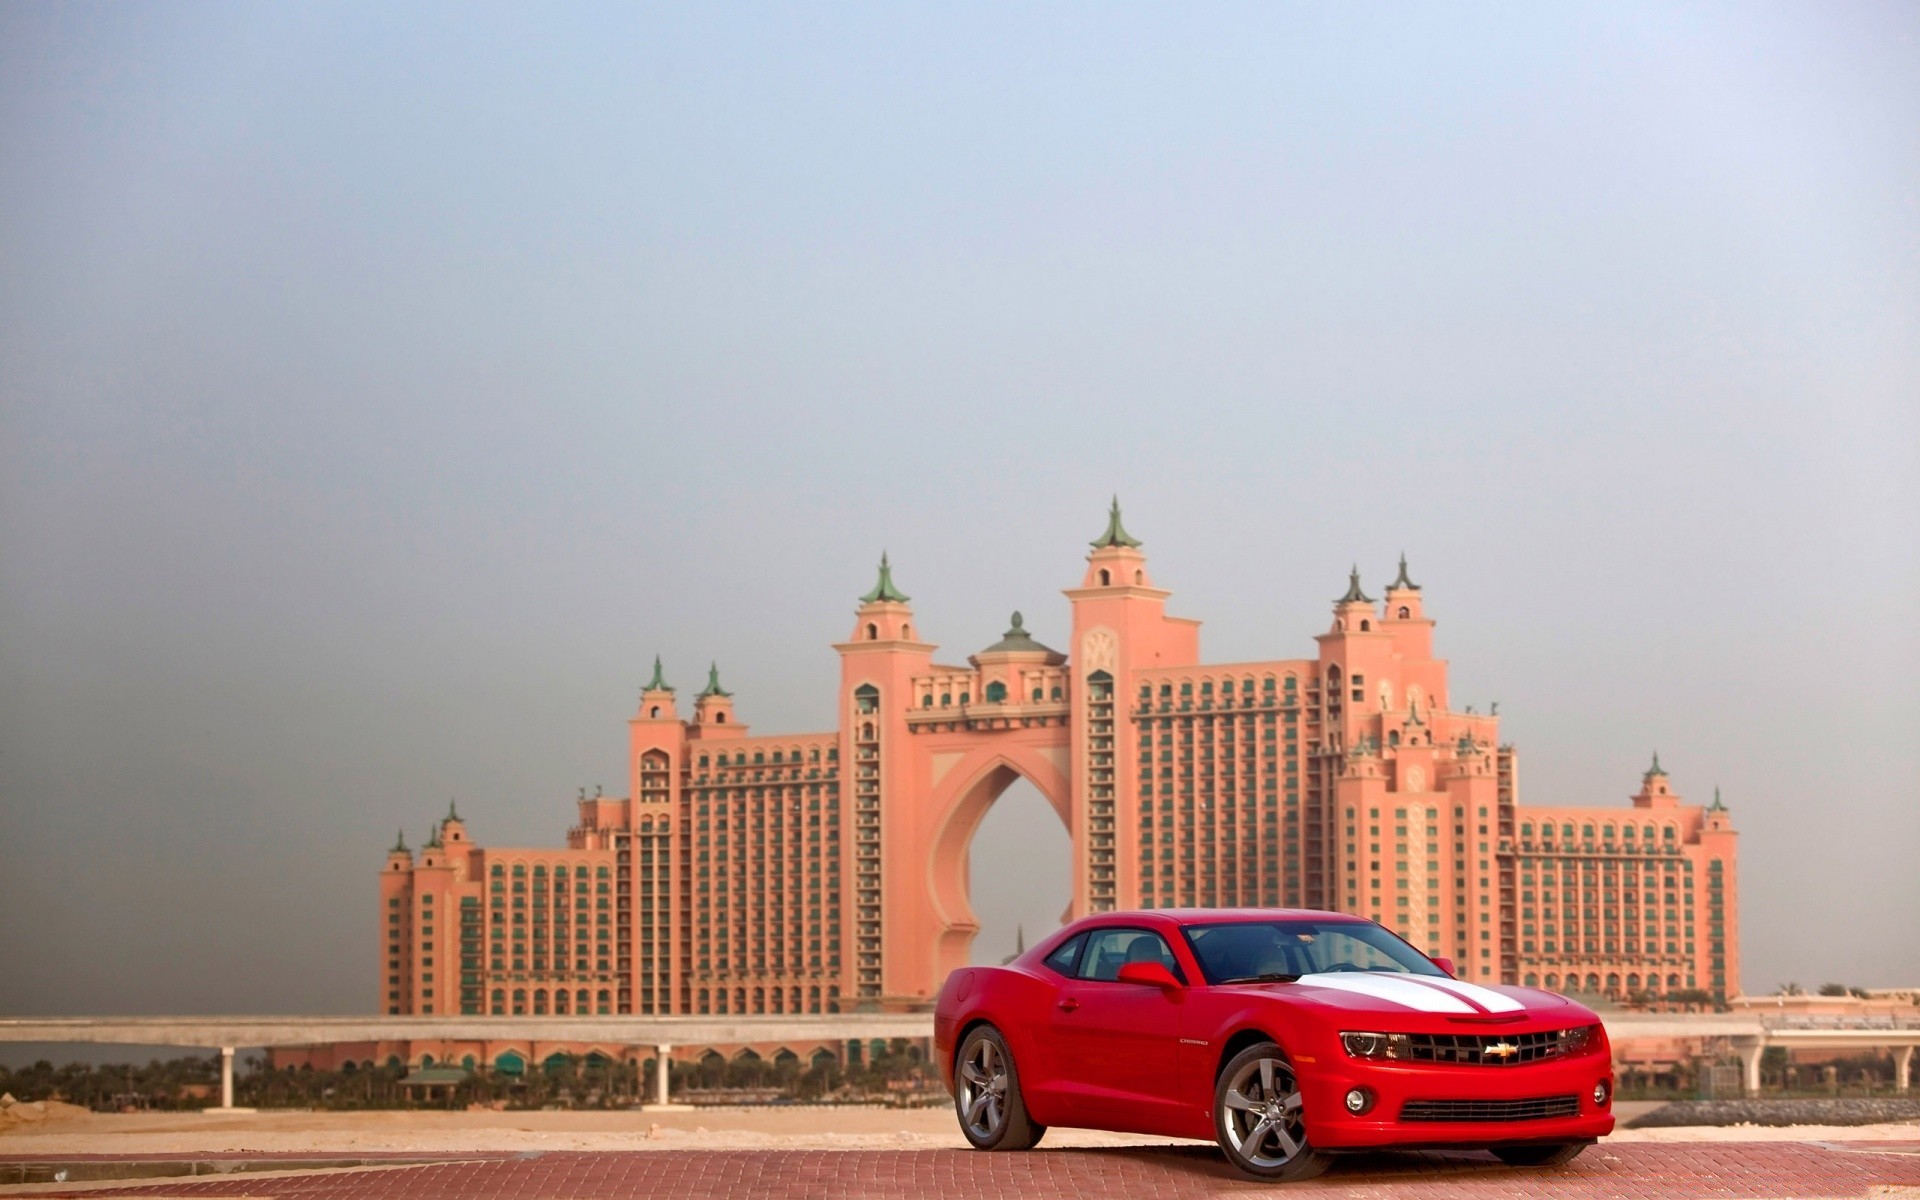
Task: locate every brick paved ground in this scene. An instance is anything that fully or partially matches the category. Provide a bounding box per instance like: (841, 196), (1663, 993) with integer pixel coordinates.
(13, 1141), (1920, 1199)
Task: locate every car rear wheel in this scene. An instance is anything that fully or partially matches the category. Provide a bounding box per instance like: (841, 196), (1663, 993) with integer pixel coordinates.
(1492, 1141), (1590, 1167)
(1213, 1042), (1331, 1182)
(954, 1025), (1045, 1151)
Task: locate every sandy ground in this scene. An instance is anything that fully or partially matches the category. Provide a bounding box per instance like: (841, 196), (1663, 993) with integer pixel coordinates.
(0, 1102), (1915, 1157)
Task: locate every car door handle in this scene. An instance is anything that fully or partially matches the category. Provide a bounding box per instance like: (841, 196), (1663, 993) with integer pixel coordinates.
(1057, 997), (1079, 1012)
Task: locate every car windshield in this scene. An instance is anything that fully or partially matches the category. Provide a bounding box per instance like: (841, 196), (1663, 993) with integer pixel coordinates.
(1181, 920), (1446, 984)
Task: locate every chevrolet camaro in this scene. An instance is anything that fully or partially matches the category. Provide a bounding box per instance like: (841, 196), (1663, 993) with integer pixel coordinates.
(933, 908), (1614, 1181)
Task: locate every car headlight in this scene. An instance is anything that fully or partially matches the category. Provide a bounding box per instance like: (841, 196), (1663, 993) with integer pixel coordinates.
(1341, 1031), (1413, 1060)
(1557, 1025), (1598, 1055)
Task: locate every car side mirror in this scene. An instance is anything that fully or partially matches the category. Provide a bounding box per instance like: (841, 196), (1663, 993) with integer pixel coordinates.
(1431, 956), (1456, 977)
(1116, 961), (1183, 989)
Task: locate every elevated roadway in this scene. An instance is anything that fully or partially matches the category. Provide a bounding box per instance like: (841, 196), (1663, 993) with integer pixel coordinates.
(2, 1011), (1913, 1109)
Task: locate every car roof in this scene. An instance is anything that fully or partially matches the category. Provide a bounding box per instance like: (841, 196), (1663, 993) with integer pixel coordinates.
(1064, 907), (1369, 932)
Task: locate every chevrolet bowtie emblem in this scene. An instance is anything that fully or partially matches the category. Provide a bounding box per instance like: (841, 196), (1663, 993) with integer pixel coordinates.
(1484, 1042), (1519, 1059)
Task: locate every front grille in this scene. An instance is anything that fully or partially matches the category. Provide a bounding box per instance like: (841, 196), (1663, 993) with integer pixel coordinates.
(1400, 1095), (1581, 1123)
(1406, 1029), (1567, 1066)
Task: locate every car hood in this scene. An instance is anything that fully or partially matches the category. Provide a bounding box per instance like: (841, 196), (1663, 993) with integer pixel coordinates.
(1250, 973), (1583, 1019)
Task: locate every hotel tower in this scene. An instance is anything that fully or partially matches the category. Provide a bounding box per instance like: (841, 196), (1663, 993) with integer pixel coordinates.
(378, 503), (1738, 1020)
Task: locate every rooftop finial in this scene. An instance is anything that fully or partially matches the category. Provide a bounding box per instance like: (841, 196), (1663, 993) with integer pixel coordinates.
(1648, 750), (1666, 777)
(699, 660), (732, 698)
(392, 829), (409, 854)
(1389, 552), (1420, 590)
(1338, 565), (1373, 604)
(1709, 786), (1726, 812)
(425, 823), (441, 850)
(859, 551), (910, 603)
(645, 654), (672, 692)
(1090, 495), (1143, 549)
(446, 799), (460, 822)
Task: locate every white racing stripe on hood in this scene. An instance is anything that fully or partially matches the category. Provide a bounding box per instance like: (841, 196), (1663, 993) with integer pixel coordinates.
(1408, 976), (1527, 1013)
(1293, 973), (1476, 1013)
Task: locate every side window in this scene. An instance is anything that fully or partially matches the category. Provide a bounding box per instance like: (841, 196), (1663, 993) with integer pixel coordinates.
(1041, 933), (1086, 977)
(1078, 928), (1184, 983)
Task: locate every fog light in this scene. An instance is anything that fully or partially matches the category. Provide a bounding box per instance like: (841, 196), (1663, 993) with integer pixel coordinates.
(1592, 1080), (1611, 1108)
(1344, 1087), (1374, 1115)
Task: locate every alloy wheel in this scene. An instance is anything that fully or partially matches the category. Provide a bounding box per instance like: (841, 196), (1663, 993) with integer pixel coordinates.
(957, 1034), (1009, 1140)
(1219, 1054), (1307, 1169)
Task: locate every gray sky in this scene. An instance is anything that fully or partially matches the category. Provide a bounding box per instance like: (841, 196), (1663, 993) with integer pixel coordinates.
(2, 3), (1916, 1028)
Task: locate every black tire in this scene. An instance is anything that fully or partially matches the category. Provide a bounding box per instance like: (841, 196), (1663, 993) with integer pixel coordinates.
(1212, 1041), (1332, 1182)
(953, 1025), (1045, 1151)
(1492, 1141), (1590, 1167)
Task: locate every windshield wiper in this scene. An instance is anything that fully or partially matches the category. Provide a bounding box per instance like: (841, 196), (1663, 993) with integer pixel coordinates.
(1215, 972), (1300, 985)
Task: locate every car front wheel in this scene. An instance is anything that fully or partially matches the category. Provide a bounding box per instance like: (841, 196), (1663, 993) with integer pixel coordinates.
(954, 1025), (1045, 1151)
(1492, 1141), (1590, 1167)
(1213, 1042), (1331, 1182)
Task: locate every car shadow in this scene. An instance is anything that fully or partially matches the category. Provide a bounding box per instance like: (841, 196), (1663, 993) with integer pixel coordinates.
(1046, 1142), (1567, 1184)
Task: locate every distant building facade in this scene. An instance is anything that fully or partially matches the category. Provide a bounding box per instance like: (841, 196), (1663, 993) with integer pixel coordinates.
(374, 503), (1740, 1025)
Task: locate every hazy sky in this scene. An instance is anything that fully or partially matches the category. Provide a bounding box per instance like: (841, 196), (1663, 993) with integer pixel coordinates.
(2, 3), (1916, 1028)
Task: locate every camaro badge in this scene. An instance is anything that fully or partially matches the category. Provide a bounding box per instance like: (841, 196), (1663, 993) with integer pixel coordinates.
(1484, 1042), (1520, 1059)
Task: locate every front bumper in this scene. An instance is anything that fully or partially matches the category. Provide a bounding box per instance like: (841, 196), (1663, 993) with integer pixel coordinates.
(1301, 1052), (1615, 1149)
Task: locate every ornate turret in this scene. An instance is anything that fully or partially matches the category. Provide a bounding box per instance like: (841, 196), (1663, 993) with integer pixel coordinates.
(1388, 553), (1420, 591)
(1704, 785), (1734, 832)
(849, 554), (919, 642)
(384, 829), (412, 873)
(692, 661), (742, 731)
(639, 655), (678, 720)
(1383, 552), (1429, 626)
(1632, 753), (1677, 807)
(441, 799), (467, 844)
(1332, 565), (1379, 633)
(860, 552), (910, 603)
(1089, 496), (1142, 550)
(1080, 497), (1154, 589)
(1337, 566), (1373, 605)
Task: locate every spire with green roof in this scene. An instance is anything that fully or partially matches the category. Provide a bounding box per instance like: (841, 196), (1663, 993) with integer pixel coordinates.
(1337, 565), (1373, 604)
(425, 824), (441, 850)
(698, 661), (732, 698)
(981, 611), (1056, 655)
(645, 654), (672, 692)
(1089, 496), (1143, 550)
(859, 552), (910, 604)
(446, 799), (460, 822)
(1388, 553), (1420, 591)
(1647, 751), (1666, 777)
(391, 829), (409, 854)
(1709, 786), (1726, 812)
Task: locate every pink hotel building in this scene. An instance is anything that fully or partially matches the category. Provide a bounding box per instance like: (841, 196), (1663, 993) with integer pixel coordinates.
(376, 504), (1739, 1029)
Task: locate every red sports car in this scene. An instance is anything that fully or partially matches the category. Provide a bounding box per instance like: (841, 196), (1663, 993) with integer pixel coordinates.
(934, 908), (1614, 1181)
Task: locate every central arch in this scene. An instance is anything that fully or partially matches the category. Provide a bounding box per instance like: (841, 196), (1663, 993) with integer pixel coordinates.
(924, 740), (1071, 987)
